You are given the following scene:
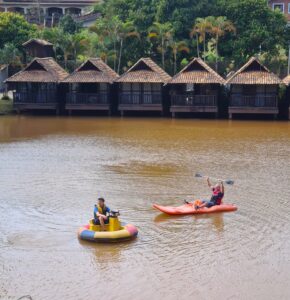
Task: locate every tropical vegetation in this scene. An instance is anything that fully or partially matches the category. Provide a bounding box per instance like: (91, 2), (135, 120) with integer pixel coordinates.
(0, 0), (289, 76)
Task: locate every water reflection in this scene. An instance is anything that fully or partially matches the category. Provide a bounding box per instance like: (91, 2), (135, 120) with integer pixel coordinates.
(78, 239), (136, 265)
(154, 212), (225, 233)
(1, 116), (290, 300)
(193, 213), (225, 233)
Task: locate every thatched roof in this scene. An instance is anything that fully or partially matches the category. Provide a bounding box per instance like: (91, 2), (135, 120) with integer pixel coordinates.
(116, 57), (171, 83)
(6, 58), (68, 83)
(168, 58), (224, 85)
(225, 57), (282, 85)
(282, 74), (290, 86)
(62, 58), (118, 84)
(22, 39), (53, 47)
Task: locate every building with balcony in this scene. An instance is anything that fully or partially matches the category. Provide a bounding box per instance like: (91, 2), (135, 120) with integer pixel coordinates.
(5, 57), (68, 113)
(115, 57), (171, 116)
(167, 58), (225, 118)
(226, 57), (282, 119)
(62, 58), (119, 115)
(0, 0), (99, 26)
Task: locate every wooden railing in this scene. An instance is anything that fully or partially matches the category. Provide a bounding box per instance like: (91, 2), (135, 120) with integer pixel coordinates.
(66, 92), (109, 105)
(119, 92), (162, 105)
(171, 94), (216, 106)
(230, 95), (277, 107)
(13, 91), (57, 104)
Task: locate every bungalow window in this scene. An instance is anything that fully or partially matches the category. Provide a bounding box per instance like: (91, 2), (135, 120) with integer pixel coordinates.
(273, 3), (284, 13)
(132, 83), (141, 92)
(186, 83), (194, 92)
(143, 83), (151, 93)
(152, 84), (161, 93)
(71, 83), (78, 92)
(122, 83), (131, 92)
(99, 83), (107, 92)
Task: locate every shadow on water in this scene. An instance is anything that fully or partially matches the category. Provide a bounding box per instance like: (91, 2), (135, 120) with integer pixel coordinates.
(154, 212), (225, 233)
(78, 237), (138, 263)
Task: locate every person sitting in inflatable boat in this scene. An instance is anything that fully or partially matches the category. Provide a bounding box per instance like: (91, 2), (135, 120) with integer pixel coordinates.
(94, 197), (111, 231)
(195, 177), (224, 209)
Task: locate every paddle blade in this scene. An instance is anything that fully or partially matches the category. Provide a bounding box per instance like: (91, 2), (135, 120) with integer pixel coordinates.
(195, 173), (203, 178)
(225, 180), (234, 185)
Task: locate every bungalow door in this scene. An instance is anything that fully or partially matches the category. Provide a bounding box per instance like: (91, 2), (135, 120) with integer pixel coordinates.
(143, 83), (152, 104)
(132, 83), (141, 104)
(99, 83), (108, 104)
(243, 85), (256, 106)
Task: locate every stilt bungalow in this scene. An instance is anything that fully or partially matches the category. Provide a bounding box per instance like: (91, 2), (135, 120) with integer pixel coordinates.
(5, 58), (68, 114)
(62, 58), (119, 115)
(283, 75), (290, 120)
(22, 39), (55, 61)
(115, 58), (171, 116)
(226, 57), (282, 119)
(167, 58), (225, 118)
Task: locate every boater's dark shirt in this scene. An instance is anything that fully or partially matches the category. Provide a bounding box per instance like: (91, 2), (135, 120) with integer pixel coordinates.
(210, 192), (224, 205)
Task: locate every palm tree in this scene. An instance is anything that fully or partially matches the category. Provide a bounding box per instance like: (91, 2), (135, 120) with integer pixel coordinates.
(148, 22), (173, 68)
(169, 39), (190, 74)
(69, 33), (89, 63)
(0, 43), (22, 66)
(116, 21), (139, 74)
(90, 16), (121, 71)
(209, 16), (236, 70)
(190, 17), (212, 59)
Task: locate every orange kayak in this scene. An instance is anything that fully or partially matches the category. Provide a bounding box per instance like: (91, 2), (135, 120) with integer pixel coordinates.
(153, 202), (237, 215)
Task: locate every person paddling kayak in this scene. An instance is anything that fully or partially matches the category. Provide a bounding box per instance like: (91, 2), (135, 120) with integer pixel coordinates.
(195, 177), (224, 209)
(94, 197), (111, 231)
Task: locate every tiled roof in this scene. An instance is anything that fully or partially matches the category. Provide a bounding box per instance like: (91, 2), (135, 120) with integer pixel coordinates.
(0, 64), (8, 71)
(116, 57), (171, 83)
(6, 58), (68, 83)
(22, 39), (53, 47)
(282, 74), (290, 86)
(225, 57), (282, 85)
(168, 58), (225, 84)
(62, 58), (119, 83)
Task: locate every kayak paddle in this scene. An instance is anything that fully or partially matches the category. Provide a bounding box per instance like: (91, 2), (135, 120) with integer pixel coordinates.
(195, 173), (234, 185)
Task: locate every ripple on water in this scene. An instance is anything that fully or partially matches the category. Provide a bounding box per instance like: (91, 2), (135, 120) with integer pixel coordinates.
(1, 118), (290, 300)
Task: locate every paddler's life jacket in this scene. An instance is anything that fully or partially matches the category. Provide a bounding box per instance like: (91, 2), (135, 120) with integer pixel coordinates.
(94, 204), (109, 220)
(211, 189), (224, 205)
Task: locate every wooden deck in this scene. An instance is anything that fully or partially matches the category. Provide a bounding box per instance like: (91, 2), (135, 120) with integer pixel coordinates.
(13, 91), (59, 112)
(229, 95), (278, 118)
(65, 92), (110, 112)
(170, 94), (218, 116)
(118, 92), (163, 114)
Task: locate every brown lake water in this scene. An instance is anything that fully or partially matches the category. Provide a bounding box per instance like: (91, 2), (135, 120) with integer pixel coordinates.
(0, 116), (290, 300)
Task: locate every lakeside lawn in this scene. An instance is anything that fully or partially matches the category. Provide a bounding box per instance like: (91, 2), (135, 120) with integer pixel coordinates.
(0, 98), (13, 114)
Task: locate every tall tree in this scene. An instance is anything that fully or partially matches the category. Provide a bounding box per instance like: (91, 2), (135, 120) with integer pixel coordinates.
(116, 21), (139, 74)
(148, 22), (173, 68)
(91, 16), (122, 71)
(190, 17), (212, 60)
(0, 43), (22, 66)
(217, 0), (287, 65)
(59, 14), (82, 34)
(0, 12), (37, 48)
(169, 39), (190, 74)
(206, 16), (236, 70)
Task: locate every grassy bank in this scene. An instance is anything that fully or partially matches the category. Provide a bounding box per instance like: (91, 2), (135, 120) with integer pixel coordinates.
(0, 98), (13, 115)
